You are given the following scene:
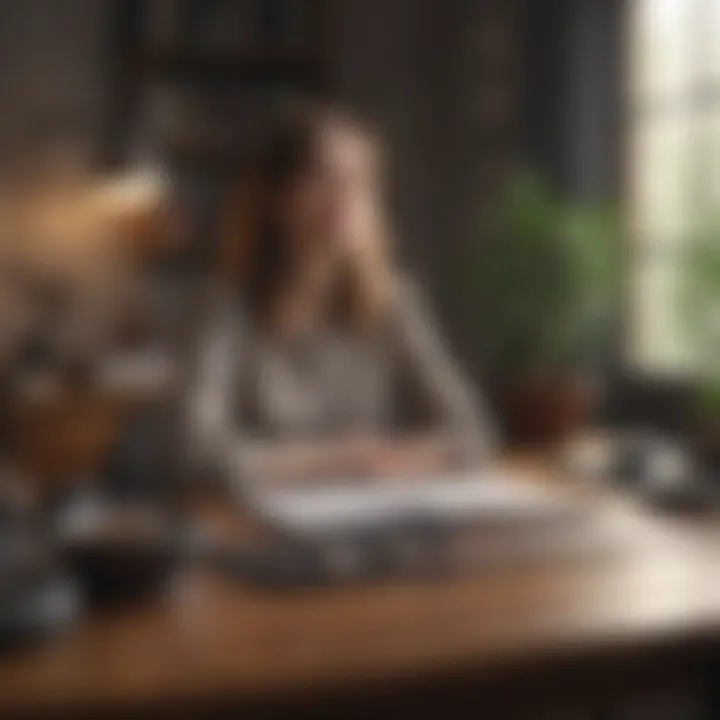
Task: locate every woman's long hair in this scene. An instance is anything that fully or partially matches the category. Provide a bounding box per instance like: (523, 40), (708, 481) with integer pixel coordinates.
(221, 104), (393, 334)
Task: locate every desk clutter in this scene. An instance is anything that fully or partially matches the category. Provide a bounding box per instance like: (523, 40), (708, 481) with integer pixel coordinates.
(0, 476), (81, 651)
(0, 417), (709, 652)
(0, 460), (602, 651)
(563, 429), (720, 512)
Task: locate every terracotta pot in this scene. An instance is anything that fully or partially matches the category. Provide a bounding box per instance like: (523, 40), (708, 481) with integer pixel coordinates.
(692, 420), (720, 479)
(496, 375), (596, 447)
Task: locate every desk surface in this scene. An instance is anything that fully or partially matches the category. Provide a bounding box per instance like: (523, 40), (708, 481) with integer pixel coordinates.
(0, 458), (718, 717)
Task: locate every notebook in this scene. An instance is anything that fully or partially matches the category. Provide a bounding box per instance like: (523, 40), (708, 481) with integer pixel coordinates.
(249, 470), (584, 538)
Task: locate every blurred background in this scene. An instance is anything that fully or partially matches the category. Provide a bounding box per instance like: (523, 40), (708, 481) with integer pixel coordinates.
(0, 0), (619, 457)
(0, 3), (718, 719)
(1, 0), (719, 491)
(0, 0), (714, 463)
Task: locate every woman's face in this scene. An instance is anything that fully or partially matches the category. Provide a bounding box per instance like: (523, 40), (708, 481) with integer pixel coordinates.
(282, 126), (377, 258)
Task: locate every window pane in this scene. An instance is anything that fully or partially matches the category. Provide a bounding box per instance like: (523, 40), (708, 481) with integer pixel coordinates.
(630, 0), (695, 101)
(696, 106), (720, 215)
(630, 115), (697, 246)
(630, 255), (690, 371)
(627, 0), (720, 374)
(699, 0), (720, 83)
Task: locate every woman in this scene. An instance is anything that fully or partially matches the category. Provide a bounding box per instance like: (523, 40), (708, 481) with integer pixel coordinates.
(191, 105), (494, 488)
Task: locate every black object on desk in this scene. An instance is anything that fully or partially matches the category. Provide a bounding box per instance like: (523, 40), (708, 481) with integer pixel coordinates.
(565, 430), (720, 513)
(0, 564), (80, 651)
(0, 489), (81, 650)
(52, 485), (186, 607)
(210, 517), (450, 589)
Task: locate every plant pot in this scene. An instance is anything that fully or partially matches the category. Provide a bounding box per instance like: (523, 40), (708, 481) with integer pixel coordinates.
(691, 420), (720, 481)
(496, 375), (596, 447)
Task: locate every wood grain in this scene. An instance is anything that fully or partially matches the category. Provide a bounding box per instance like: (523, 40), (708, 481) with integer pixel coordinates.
(0, 455), (717, 718)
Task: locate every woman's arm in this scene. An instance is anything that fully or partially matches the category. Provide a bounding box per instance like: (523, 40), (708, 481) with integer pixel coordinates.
(187, 289), (242, 480)
(386, 276), (496, 470)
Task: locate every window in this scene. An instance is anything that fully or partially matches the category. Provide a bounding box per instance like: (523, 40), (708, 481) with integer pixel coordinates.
(629, 0), (720, 373)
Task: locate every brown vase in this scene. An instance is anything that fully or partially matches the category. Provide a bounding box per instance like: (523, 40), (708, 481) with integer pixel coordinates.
(498, 374), (596, 447)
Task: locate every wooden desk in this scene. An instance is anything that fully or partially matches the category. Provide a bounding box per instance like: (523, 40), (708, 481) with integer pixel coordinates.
(0, 462), (718, 719)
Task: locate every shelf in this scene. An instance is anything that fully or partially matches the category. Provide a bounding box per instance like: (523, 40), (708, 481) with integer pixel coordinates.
(139, 49), (324, 86)
(103, 0), (331, 167)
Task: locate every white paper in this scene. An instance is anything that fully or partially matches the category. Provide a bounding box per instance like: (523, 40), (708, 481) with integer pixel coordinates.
(251, 471), (581, 537)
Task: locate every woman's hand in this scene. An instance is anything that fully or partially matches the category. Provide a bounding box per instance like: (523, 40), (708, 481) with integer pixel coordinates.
(347, 436), (452, 478)
(233, 435), (467, 486)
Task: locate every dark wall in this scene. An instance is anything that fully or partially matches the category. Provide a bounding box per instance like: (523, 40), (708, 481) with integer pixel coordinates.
(0, 0), (623, 380)
(334, 0), (520, 372)
(331, 0), (439, 274)
(520, 0), (623, 200)
(0, 0), (113, 162)
(0, 0), (622, 213)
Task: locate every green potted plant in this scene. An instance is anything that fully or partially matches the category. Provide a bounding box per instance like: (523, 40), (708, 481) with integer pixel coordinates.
(464, 171), (620, 445)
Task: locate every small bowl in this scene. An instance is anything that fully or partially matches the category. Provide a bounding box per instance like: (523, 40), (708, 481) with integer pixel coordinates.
(0, 563), (81, 651)
(56, 495), (180, 606)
